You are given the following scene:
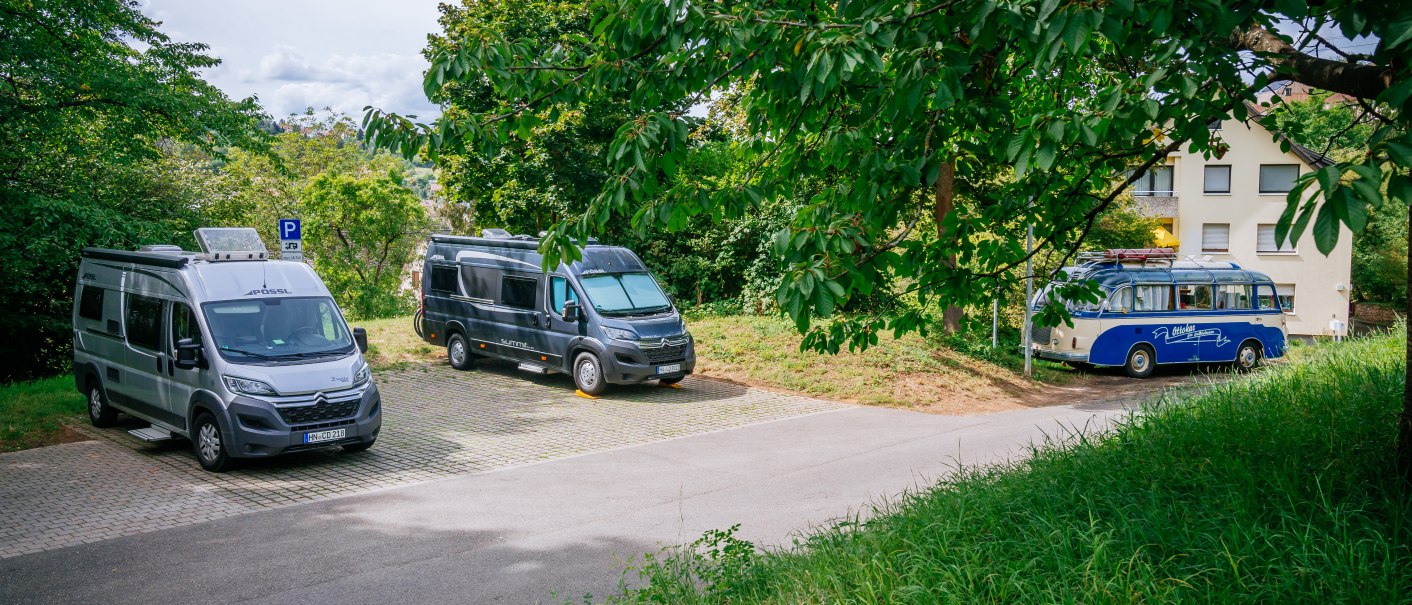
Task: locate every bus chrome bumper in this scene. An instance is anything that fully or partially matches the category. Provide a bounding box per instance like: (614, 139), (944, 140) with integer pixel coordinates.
(1030, 346), (1089, 363)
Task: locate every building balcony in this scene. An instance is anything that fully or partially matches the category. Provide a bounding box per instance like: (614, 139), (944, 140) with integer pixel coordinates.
(1131, 194), (1178, 218)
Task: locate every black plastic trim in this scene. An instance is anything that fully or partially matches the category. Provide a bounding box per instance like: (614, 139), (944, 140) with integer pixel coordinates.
(82, 247), (189, 269)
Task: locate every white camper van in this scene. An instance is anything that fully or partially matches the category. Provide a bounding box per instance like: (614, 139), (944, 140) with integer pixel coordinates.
(72, 228), (381, 471)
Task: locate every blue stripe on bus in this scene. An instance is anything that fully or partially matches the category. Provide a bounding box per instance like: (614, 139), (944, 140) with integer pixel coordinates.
(1088, 320), (1286, 366)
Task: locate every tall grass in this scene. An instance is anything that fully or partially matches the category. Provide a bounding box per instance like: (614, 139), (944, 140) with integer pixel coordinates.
(616, 331), (1412, 603)
(0, 375), (85, 452)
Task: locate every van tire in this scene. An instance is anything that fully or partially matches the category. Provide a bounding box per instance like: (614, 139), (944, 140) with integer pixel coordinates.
(1234, 341), (1262, 373)
(192, 412), (234, 472)
(573, 352), (608, 396)
(1124, 345), (1156, 379)
(86, 381), (118, 427)
(447, 333), (474, 371)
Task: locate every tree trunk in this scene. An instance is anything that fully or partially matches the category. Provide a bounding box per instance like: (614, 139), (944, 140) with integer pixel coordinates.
(935, 161), (964, 333)
(1399, 201), (1412, 483)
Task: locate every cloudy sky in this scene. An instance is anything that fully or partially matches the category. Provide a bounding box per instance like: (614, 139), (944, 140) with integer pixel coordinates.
(141, 0), (445, 121)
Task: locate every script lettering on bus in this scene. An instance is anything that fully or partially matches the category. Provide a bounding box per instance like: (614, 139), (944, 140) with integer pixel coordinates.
(1153, 324), (1231, 348)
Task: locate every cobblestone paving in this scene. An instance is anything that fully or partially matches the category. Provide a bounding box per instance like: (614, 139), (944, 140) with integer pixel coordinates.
(0, 362), (843, 558)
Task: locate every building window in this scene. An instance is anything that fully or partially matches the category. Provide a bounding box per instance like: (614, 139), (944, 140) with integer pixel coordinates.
(1177, 284), (1213, 310)
(1133, 165), (1174, 196)
(1276, 284), (1295, 314)
(1259, 164), (1300, 194)
(1203, 165), (1231, 194)
(79, 285), (105, 321)
(1201, 223), (1230, 253)
(501, 275), (538, 309)
(1256, 224), (1297, 254)
(124, 293), (163, 351)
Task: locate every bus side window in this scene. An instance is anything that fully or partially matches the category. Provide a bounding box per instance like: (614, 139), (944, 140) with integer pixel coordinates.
(1177, 284), (1212, 310)
(1256, 285), (1277, 310)
(1133, 285), (1171, 311)
(1105, 286), (1131, 313)
(1216, 284), (1252, 310)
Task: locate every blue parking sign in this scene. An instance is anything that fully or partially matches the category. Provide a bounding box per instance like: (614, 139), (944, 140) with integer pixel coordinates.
(278, 218), (301, 241)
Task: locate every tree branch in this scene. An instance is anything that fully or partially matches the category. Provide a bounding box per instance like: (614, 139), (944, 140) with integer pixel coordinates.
(1230, 25), (1392, 101)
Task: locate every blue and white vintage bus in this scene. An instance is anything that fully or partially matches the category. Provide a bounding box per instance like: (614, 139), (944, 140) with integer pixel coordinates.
(1030, 249), (1287, 378)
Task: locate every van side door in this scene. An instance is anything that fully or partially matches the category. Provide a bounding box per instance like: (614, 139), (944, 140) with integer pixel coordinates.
(497, 272), (551, 363)
(160, 301), (205, 431)
(119, 292), (180, 426)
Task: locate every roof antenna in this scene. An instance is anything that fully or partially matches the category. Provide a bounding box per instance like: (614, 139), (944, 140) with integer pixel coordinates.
(262, 260), (267, 289)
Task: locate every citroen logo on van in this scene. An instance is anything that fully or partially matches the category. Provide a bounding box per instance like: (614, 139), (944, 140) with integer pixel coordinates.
(312, 393), (328, 406)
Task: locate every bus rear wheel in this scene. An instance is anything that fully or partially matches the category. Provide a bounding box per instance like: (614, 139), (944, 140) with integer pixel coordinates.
(1234, 341), (1262, 373)
(1124, 345), (1156, 379)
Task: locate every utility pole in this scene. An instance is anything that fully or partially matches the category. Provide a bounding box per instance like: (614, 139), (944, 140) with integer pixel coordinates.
(991, 295), (999, 349)
(1023, 222), (1034, 379)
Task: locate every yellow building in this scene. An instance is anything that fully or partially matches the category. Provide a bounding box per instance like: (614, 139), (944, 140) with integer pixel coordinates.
(1132, 117), (1352, 337)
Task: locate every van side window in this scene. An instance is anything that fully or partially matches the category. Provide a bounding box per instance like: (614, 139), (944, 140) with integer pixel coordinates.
(551, 276), (579, 315)
(125, 294), (163, 351)
(1215, 284), (1252, 310)
(1177, 284), (1212, 310)
(79, 285), (104, 321)
(171, 302), (202, 347)
(429, 265), (459, 294)
(1132, 285), (1171, 311)
(501, 275), (537, 309)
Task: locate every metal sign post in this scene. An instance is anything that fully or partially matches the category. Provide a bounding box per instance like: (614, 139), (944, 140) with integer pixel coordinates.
(1023, 222), (1033, 379)
(278, 218), (303, 262)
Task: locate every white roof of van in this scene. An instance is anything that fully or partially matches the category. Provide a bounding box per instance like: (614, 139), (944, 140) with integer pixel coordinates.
(186, 259), (331, 302)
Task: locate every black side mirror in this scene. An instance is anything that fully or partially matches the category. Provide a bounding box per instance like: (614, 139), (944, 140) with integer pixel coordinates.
(353, 327), (369, 354)
(175, 338), (201, 370)
(562, 301), (581, 323)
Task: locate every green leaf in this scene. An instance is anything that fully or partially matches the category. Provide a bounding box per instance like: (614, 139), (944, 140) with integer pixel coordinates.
(1312, 198), (1340, 255)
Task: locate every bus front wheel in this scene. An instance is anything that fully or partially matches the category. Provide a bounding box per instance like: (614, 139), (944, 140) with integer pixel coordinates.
(1234, 341), (1262, 373)
(1124, 345), (1156, 379)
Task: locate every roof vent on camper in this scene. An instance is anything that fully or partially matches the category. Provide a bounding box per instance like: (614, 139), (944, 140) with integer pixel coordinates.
(481, 228), (512, 239)
(193, 227), (268, 262)
(139, 245), (185, 254)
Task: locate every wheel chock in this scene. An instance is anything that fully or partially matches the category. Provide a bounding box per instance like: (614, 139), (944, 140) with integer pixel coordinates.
(575, 389), (600, 399)
(662, 382), (682, 389)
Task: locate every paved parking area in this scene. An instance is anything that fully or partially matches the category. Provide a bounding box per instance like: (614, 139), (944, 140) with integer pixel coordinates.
(0, 362), (843, 558)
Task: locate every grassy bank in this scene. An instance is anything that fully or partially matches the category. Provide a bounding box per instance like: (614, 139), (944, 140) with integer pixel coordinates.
(617, 331), (1412, 603)
(0, 376), (86, 452)
(687, 314), (1074, 411)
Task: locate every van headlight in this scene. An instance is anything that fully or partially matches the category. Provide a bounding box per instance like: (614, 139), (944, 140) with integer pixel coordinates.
(602, 327), (636, 341)
(223, 375), (278, 396)
(353, 364), (371, 387)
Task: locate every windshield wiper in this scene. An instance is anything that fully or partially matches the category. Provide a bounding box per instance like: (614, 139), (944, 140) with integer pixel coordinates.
(220, 347), (277, 360)
(286, 349), (350, 359)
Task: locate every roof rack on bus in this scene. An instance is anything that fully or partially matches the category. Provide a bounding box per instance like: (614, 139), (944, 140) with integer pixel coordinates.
(1074, 248), (1180, 268)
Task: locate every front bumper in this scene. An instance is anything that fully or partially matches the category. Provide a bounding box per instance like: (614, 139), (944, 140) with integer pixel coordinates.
(220, 383), (382, 458)
(600, 339), (696, 384)
(1031, 346), (1090, 363)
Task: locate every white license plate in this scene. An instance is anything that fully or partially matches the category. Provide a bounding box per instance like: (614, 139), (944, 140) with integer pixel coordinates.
(656, 363), (682, 374)
(303, 428), (346, 444)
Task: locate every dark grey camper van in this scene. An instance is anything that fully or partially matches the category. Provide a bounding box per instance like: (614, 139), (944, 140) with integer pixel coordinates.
(417, 232), (694, 395)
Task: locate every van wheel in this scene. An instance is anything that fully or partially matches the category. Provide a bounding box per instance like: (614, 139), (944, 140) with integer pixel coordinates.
(1124, 345), (1156, 379)
(87, 382), (118, 427)
(447, 333), (474, 371)
(1234, 341), (1262, 373)
(192, 412), (233, 472)
(573, 352), (608, 396)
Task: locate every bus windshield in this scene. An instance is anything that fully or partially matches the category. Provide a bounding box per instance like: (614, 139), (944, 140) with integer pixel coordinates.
(579, 272), (672, 316)
(202, 297), (354, 362)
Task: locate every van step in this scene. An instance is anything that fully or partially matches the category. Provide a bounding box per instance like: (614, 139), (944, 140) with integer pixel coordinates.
(516, 362), (553, 375)
(128, 427), (173, 442)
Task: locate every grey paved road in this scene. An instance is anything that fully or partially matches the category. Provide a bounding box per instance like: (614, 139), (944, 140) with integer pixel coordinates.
(0, 398), (1133, 604)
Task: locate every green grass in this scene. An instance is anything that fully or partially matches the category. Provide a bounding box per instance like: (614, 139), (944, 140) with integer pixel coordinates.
(614, 331), (1412, 603)
(0, 375), (86, 452)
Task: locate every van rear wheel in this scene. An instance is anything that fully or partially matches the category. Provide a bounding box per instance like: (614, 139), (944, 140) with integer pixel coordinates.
(447, 333), (474, 371)
(1234, 341), (1262, 373)
(87, 382), (118, 427)
(573, 352), (608, 396)
(1124, 345), (1156, 379)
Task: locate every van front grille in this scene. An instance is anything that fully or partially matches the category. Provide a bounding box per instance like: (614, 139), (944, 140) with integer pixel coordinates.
(644, 344), (686, 363)
(278, 399), (360, 425)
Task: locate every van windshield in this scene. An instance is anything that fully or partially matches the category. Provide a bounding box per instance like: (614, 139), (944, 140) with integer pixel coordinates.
(579, 272), (671, 316)
(202, 297), (354, 362)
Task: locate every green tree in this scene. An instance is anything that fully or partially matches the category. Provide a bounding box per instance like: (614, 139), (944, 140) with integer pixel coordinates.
(302, 173), (428, 319)
(365, 0), (1412, 470)
(0, 0), (264, 382)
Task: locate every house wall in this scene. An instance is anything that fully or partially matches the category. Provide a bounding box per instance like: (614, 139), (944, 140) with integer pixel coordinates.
(1164, 118), (1352, 336)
